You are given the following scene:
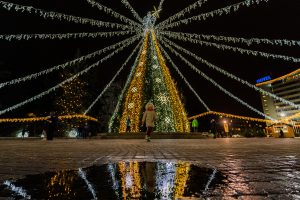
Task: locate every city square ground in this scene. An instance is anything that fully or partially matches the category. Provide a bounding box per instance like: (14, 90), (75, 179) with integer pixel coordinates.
(0, 138), (300, 199)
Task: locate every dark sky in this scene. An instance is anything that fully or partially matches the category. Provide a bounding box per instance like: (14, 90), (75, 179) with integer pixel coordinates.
(0, 0), (299, 119)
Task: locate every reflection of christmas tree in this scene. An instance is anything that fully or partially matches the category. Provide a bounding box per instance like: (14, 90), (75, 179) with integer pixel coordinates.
(109, 31), (190, 133)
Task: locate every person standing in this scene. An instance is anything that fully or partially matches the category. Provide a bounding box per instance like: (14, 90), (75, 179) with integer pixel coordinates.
(210, 119), (217, 138)
(84, 122), (90, 139)
(47, 112), (58, 140)
(192, 118), (199, 132)
(142, 102), (157, 142)
(126, 116), (131, 132)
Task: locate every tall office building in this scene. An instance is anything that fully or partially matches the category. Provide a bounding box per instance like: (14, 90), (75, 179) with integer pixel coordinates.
(256, 69), (300, 134)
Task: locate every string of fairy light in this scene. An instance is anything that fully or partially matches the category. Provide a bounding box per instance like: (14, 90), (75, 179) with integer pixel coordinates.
(158, 35), (300, 110)
(160, 31), (300, 63)
(118, 33), (149, 133)
(189, 111), (273, 123)
(0, 0), (299, 127)
(0, 30), (136, 41)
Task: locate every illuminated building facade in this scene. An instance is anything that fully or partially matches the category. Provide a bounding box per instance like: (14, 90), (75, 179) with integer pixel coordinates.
(256, 69), (300, 134)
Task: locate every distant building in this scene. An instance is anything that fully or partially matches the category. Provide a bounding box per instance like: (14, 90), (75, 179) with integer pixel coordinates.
(256, 69), (300, 135)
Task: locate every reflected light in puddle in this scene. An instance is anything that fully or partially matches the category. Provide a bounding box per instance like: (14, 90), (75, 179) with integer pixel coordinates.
(1, 161), (225, 199)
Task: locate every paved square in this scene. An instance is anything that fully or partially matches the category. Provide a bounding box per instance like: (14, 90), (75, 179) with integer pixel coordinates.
(0, 138), (300, 199)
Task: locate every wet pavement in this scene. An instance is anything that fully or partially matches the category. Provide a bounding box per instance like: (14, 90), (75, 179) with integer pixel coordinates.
(0, 138), (300, 199)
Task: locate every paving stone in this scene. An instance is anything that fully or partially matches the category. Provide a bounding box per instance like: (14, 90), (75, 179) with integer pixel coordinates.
(0, 138), (300, 199)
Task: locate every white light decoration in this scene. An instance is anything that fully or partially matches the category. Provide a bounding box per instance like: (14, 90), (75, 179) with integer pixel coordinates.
(128, 103), (134, 109)
(165, 117), (171, 123)
(153, 56), (158, 60)
(157, 94), (169, 104)
(0, 30), (136, 41)
(131, 87), (137, 92)
(155, 78), (161, 83)
(78, 168), (97, 199)
(160, 31), (300, 47)
(158, 0), (165, 14)
(156, 0), (208, 29)
(159, 44), (210, 111)
(157, 0), (269, 30)
(160, 36), (300, 110)
(160, 38), (276, 120)
(68, 129), (78, 138)
(84, 40), (142, 114)
(160, 31), (300, 63)
(3, 180), (31, 199)
(0, 1), (135, 30)
(0, 35), (140, 116)
(86, 0), (142, 28)
(0, 34), (141, 90)
(152, 64), (158, 69)
(121, 0), (143, 23)
(16, 130), (29, 138)
(155, 162), (176, 199)
(143, 12), (156, 31)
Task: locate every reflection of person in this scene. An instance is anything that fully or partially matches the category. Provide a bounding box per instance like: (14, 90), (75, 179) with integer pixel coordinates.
(47, 112), (58, 140)
(141, 162), (155, 198)
(210, 119), (217, 139)
(126, 116), (131, 132)
(192, 118), (199, 132)
(142, 102), (157, 142)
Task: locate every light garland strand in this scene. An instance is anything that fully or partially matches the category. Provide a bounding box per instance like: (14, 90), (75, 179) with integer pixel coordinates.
(0, 1), (135, 30)
(108, 40), (144, 133)
(118, 33), (149, 133)
(188, 111), (273, 123)
(156, 0), (208, 28)
(161, 31), (300, 47)
(256, 68), (300, 86)
(157, 0), (269, 30)
(158, 0), (165, 11)
(0, 30), (135, 41)
(120, 0), (143, 23)
(160, 37), (276, 121)
(0, 114), (98, 123)
(0, 34), (141, 89)
(160, 35), (300, 110)
(161, 31), (300, 63)
(84, 39), (143, 114)
(85, 0), (142, 28)
(159, 43), (210, 111)
(0, 35), (140, 116)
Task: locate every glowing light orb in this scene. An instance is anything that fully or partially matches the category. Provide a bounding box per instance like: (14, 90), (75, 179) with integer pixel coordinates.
(152, 64), (158, 69)
(128, 103), (134, 109)
(131, 87), (137, 92)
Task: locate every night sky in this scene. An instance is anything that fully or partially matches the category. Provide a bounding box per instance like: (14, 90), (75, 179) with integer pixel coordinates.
(0, 0), (299, 119)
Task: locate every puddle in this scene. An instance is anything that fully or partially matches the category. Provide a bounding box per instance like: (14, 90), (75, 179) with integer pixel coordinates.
(0, 161), (226, 200)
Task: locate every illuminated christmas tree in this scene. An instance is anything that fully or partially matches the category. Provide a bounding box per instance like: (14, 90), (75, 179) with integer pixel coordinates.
(109, 30), (190, 133)
(55, 70), (87, 132)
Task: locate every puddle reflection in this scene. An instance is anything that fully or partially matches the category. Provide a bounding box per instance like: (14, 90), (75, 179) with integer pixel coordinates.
(0, 161), (226, 200)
